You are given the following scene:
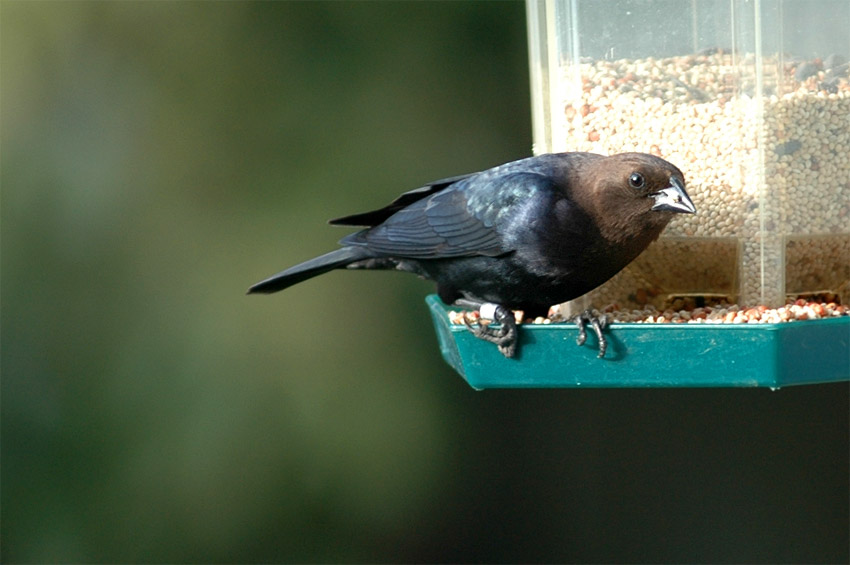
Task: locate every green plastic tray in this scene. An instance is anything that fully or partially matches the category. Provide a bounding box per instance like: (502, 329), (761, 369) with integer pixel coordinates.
(427, 295), (850, 389)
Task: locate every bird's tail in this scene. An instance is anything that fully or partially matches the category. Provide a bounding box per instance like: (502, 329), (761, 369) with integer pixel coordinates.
(247, 246), (370, 294)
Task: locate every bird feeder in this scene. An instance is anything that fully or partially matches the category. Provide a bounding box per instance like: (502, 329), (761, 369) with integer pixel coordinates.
(429, 0), (849, 388)
(528, 0), (849, 310)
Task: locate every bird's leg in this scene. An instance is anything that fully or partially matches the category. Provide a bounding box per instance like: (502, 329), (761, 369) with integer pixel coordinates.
(467, 305), (518, 358)
(574, 310), (609, 358)
(454, 299), (518, 358)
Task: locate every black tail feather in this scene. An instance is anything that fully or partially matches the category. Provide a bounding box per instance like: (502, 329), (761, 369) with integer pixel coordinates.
(247, 247), (370, 294)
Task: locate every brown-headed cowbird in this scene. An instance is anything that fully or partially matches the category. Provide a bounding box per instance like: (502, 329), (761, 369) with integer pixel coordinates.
(249, 152), (695, 357)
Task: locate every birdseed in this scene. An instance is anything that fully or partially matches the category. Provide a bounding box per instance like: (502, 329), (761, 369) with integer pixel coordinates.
(552, 51), (849, 309)
(448, 298), (848, 326)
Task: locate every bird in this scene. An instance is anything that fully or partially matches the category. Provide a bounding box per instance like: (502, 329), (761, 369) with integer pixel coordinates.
(248, 152), (695, 358)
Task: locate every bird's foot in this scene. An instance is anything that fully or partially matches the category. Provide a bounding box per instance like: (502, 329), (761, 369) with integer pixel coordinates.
(462, 303), (518, 358)
(573, 310), (608, 358)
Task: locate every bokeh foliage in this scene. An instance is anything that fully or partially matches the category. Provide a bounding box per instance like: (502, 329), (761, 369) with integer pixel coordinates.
(2, 2), (847, 563)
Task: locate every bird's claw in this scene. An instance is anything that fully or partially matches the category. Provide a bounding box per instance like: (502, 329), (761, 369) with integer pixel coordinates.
(463, 304), (518, 358)
(574, 310), (608, 358)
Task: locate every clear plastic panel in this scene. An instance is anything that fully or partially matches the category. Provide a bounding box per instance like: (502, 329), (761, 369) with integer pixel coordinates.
(528, 0), (850, 309)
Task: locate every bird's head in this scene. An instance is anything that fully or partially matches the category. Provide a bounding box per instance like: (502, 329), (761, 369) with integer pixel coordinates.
(582, 152), (695, 244)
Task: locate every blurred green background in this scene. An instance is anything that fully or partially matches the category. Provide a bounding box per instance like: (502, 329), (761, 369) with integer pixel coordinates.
(2, 2), (847, 563)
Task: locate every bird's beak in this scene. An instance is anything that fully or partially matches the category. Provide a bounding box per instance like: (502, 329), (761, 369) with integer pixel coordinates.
(651, 177), (696, 214)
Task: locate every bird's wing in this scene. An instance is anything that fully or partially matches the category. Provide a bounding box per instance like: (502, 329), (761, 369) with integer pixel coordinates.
(328, 173), (476, 227)
(339, 172), (554, 258)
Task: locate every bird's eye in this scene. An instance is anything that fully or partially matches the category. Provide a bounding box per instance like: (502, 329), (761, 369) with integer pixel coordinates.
(628, 172), (645, 189)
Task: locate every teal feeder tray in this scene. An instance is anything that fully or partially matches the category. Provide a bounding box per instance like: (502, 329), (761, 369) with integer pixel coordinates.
(427, 296), (850, 390)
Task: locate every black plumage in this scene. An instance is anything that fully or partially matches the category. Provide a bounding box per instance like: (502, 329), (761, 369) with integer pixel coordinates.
(249, 152), (695, 357)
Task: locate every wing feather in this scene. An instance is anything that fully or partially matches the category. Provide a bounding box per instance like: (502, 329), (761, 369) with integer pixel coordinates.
(328, 173), (475, 227)
(339, 172), (555, 259)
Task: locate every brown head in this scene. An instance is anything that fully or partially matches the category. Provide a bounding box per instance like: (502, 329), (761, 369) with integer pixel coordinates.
(571, 152), (695, 247)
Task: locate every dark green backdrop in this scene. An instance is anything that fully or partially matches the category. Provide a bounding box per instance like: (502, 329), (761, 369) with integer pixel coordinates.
(2, 2), (847, 563)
